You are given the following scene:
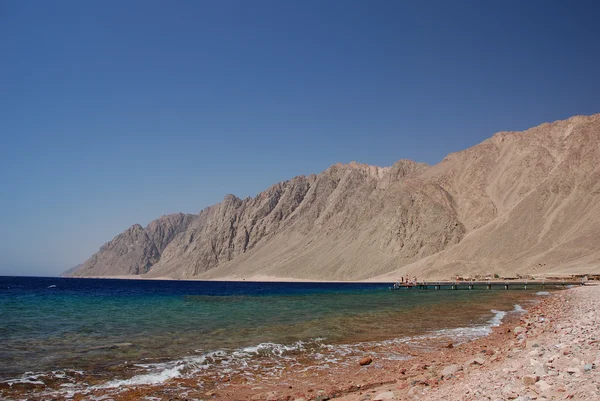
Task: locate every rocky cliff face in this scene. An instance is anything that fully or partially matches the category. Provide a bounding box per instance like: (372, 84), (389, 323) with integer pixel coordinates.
(72, 114), (600, 280)
(72, 213), (196, 276)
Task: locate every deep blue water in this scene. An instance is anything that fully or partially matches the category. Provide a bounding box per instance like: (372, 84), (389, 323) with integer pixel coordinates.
(0, 276), (389, 297)
(0, 276), (538, 387)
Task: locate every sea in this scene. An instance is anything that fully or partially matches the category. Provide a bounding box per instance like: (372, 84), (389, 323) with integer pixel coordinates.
(0, 276), (547, 398)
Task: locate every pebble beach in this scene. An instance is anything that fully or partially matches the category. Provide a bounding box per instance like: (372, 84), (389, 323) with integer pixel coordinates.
(336, 284), (600, 401)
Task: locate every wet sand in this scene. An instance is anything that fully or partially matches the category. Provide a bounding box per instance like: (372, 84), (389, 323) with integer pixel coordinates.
(2, 285), (598, 401)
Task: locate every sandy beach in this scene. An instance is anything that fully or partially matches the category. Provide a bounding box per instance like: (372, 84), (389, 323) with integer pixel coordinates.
(2, 284), (598, 401)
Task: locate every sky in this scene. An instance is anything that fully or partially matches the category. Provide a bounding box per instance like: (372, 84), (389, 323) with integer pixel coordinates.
(1, 1), (599, 276)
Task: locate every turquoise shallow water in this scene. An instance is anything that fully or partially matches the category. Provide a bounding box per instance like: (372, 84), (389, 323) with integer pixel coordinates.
(0, 276), (541, 387)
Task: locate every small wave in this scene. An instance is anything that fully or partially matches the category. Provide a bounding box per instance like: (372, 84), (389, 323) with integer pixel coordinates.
(424, 308), (508, 344)
(1, 369), (85, 391)
(512, 304), (526, 313)
(488, 309), (507, 326)
(100, 365), (183, 388)
(99, 341), (319, 389)
(239, 341), (308, 357)
(536, 291), (551, 296)
(6, 309), (516, 395)
(2, 376), (45, 387)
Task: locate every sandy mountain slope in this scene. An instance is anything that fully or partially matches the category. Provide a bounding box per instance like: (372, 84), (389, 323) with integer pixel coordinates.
(72, 113), (600, 280)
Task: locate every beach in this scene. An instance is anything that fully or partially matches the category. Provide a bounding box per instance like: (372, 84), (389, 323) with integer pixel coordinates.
(335, 284), (600, 401)
(1, 281), (598, 400)
(97, 284), (599, 401)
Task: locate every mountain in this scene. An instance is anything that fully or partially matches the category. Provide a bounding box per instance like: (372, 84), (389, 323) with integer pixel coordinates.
(60, 264), (82, 277)
(72, 213), (197, 277)
(71, 113), (600, 280)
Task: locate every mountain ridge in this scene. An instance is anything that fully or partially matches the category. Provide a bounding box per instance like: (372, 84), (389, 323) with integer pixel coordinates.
(71, 113), (600, 280)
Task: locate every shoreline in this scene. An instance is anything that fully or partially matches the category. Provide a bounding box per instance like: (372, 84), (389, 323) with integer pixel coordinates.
(2, 285), (598, 400)
(110, 284), (600, 401)
(338, 284), (600, 401)
(60, 274), (589, 285)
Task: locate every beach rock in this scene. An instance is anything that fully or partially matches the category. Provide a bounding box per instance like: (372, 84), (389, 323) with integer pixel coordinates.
(514, 326), (526, 335)
(359, 356), (373, 366)
(468, 357), (486, 366)
(441, 364), (462, 378)
(265, 391), (279, 401)
(536, 380), (552, 392)
(446, 343), (454, 349)
(410, 363), (428, 371)
(373, 391), (396, 400)
(522, 374), (539, 386)
(407, 386), (424, 399)
(532, 362), (548, 376)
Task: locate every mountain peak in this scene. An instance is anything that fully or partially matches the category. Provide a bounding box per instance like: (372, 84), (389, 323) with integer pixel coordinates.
(72, 113), (600, 280)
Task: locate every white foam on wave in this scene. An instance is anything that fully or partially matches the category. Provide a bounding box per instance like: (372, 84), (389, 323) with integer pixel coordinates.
(425, 308), (508, 344)
(2, 377), (46, 386)
(38, 307), (525, 393)
(512, 304), (526, 313)
(489, 309), (507, 326)
(100, 365), (183, 388)
(536, 291), (551, 296)
(98, 341), (319, 389)
(239, 341), (307, 357)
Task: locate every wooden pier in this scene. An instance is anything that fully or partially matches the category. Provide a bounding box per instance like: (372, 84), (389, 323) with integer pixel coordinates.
(392, 280), (586, 290)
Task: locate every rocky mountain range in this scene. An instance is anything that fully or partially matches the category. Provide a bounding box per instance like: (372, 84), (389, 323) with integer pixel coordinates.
(71, 113), (600, 280)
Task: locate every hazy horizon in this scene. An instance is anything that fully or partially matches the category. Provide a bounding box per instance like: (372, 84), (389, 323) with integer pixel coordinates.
(2, 1), (600, 276)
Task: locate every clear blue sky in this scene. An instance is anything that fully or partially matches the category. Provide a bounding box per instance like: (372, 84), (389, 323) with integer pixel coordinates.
(1, 1), (599, 276)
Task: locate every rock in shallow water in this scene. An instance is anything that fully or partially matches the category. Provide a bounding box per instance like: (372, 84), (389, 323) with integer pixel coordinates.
(359, 356), (373, 366)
